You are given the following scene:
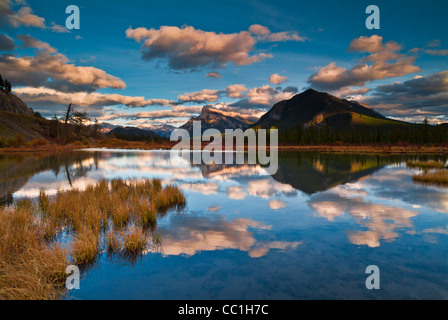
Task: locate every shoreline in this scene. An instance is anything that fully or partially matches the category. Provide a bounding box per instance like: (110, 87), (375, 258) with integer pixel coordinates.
(1, 144), (447, 155)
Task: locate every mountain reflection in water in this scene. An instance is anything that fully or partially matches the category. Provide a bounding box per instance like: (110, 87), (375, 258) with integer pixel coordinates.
(1, 149), (448, 299)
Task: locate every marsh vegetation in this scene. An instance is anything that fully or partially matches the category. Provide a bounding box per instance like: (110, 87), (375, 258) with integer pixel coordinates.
(0, 178), (185, 300)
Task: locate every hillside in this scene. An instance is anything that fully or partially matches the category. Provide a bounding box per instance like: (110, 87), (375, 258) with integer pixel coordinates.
(0, 89), (99, 145)
(180, 105), (257, 136)
(0, 88), (34, 117)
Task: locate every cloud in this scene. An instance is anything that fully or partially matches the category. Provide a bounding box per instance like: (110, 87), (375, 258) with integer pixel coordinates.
(180, 182), (219, 195)
(226, 84), (248, 98)
(0, 35), (125, 91)
(375, 71), (448, 96)
(178, 89), (220, 103)
(14, 87), (175, 110)
(206, 205), (222, 212)
(269, 73), (288, 85)
(244, 85), (296, 107)
(227, 186), (247, 200)
(5, 5), (45, 28)
(308, 35), (421, 91)
(0, 33), (15, 50)
(269, 199), (286, 210)
(332, 87), (371, 99)
(205, 71), (222, 78)
(249, 24), (305, 42)
(309, 191), (418, 247)
(362, 71), (448, 121)
(126, 24), (301, 71)
(126, 25), (269, 70)
(282, 86), (298, 94)
(424, 49), (448, 56)
(152, 214), (299, 258)
(0, 1), (67, 32)
(50, 22), (69, 33)
(427, 39), (441, 48)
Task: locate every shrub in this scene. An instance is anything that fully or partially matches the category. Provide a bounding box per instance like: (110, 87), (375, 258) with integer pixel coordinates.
(32, 139), (49, 147)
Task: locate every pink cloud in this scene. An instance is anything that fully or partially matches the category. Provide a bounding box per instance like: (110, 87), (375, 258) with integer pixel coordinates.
(126, 24), (302, 70)
(269, 73), (288, 85)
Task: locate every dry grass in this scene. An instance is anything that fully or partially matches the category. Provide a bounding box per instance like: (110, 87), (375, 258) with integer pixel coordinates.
(106, 229), (121, 253)
(122, 226), (148, 255)
(72, 227), (100, 264)
(0, 178), (186, 300)
(0, 201), (68, 300)
(407, 160), (446, 169)
(412, 169), (448, 186)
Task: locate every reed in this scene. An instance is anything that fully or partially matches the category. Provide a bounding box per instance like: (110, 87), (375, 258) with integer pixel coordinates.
(0, 202), (68, 300)
(407, 160), (446, 169)
(122, 226), (148, 255)
(412, 169), (448, 186)
(106, 228), (121, 253)
(72, 227), (100, 264)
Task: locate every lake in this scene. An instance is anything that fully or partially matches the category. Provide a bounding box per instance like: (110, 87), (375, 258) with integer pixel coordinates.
(1, 149), (447, 299)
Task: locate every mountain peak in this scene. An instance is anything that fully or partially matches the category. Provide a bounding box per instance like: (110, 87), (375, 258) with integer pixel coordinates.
(180, 104), (257, 136)
(302, 88), (320, 95)
(252, 89), (387, 130)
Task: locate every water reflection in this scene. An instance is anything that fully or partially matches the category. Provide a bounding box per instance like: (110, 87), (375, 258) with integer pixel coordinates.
(0, 152), (96, 204)
(150, 214), (301, 258)
(1, 149), (448, 299)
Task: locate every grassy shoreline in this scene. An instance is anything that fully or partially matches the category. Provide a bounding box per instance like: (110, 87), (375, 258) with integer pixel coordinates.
(1, 142), (448, 155)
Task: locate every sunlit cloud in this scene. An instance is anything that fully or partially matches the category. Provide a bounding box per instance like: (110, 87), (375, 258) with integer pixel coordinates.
(126, 24), (302, 71)
(269, 73), (288, 85)
(308, 35), (421, 91)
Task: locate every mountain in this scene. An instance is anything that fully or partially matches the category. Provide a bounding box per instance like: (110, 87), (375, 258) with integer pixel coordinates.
(98, 122), (120, 133)
(252, 88), (404, 130)
(140, 124), (176, 138)
(180, 105), (257, 136)
(107, 126), (157, 140)
(0, 88), (34, 117)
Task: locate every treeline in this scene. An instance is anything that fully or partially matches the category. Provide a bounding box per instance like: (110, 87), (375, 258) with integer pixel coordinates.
(0, 73), (12, 92)
(110, 132), (168, 143)
(275, 122), (448, 145)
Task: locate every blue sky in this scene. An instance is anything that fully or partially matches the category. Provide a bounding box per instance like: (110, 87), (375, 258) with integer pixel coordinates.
(1, 0), (447, 126)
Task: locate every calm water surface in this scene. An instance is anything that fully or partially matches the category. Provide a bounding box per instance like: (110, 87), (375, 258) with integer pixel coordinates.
(1, 149), (447, 299)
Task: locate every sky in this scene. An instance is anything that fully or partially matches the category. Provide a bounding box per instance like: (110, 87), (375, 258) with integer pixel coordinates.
(0, 0), (447, 127)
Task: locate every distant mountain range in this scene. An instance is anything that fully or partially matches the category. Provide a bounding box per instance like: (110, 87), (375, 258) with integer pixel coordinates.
(142, 124), (177, 138)
(179, 105), (256, 136)
(100, 123), (175, 138)
(1, 87), (447, 144)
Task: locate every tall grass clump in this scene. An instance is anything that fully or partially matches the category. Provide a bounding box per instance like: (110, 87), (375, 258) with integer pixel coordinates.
(72, 227), (100, 264)
(0, 201), (68, 300)
(122, 226), (148, 255)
